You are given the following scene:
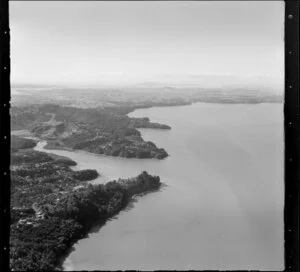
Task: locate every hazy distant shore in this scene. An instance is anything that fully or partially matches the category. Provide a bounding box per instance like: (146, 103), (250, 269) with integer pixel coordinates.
(11, 99), (283, 159)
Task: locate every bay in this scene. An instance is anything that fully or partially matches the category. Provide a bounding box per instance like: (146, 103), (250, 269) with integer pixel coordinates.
(35, 102), (284, 270)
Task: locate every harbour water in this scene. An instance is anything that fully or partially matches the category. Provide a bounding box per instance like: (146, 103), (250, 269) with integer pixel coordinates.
(35, 102), (284, 270)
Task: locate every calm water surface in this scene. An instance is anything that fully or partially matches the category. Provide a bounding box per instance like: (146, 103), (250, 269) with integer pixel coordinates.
(35, 103), (284, 270)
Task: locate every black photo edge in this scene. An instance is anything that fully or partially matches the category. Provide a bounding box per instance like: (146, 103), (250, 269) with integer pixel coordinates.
(0, 0), (299, 271)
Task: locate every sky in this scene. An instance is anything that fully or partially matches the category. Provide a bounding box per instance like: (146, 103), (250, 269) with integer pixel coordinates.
(10, 1), (284, 89)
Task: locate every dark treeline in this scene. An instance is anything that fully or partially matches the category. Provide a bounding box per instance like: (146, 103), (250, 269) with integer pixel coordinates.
(72, 169), (99, 181)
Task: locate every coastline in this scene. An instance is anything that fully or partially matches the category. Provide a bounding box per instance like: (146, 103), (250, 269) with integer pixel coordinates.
(61, 102), (283, 270)
(118, 99), (283, 116)
(57, 175), (162, 271)
(10, 138), (163, 271)
(11, 101), (283, 162)
(10, 101), (284, 270)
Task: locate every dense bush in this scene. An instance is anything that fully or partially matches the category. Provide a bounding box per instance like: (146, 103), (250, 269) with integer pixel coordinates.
(10, 217), (83, 271)
(72, 169), (99, 181)
(55, 158), (77, 166)
(10, 150), (98, 208)
(11, 151), (54, 165)
(10, 168), (161, 271)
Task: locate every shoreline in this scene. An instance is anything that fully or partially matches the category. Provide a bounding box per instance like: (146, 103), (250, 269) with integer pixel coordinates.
(59, 183), (163, 271)
(12, 101), (283, 162)
(61, 184), (165, 271)
(11, 140), (163, 271)
(37, 140), (167, 163)
(122, 99), (283, 115)
(10, 102), (284, 270)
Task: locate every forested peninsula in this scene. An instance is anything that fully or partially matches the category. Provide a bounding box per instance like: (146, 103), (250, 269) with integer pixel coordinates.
(10, 136), (162, 271)
(11, 104), (170, 159)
